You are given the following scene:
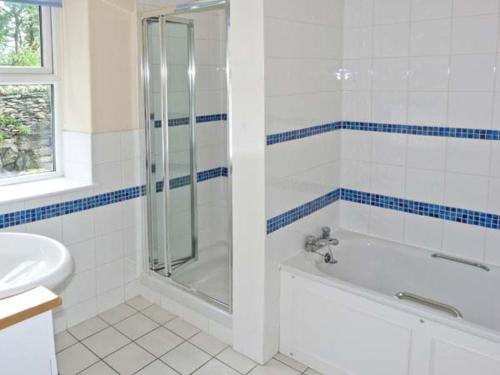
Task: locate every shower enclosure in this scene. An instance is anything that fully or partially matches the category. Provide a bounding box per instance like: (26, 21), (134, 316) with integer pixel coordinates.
(142, 1), (231, 310)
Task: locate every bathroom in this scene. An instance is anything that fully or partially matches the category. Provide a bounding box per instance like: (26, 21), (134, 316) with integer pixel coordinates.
(1, 0), (500, 374)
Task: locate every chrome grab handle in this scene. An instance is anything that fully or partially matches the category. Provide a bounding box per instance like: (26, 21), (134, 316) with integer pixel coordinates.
(395, 292), (463, 319)
(431, 253), (490, 272)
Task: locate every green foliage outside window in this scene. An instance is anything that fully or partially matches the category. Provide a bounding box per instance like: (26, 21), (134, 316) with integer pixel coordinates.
(0, 1), (41, 67)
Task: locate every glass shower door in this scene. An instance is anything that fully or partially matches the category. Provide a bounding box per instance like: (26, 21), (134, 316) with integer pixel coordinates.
(144, 16), (197, 276)
(165, 19), (198, 272)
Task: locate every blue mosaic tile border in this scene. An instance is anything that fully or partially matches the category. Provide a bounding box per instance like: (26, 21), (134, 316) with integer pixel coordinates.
(154, 113), (227, 128)
(341, 189), (500, 230)
(266, 122), (342, 145)
(266, 187), (500, 234)
(155, 167), (228, 193)
(0, 186), (145, 230)
(266, 121), (500, 146)
(343, 121), (500, 140)
(266, 189), (341, 234)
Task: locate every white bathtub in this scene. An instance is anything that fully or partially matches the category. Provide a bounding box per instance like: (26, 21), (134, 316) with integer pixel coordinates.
(280, 230), (500, 375)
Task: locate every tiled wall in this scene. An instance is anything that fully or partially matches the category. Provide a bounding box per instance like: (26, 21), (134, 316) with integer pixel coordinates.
(340, 0), (500, 265)
(264, 0), (344, 358)
(0, 130), (146, 332)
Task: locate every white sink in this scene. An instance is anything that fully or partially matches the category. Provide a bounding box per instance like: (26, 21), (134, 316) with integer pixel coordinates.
(0, 233), (73, 300)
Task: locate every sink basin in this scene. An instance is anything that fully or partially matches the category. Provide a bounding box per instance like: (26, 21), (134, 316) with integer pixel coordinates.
(0, 233), (73, 300)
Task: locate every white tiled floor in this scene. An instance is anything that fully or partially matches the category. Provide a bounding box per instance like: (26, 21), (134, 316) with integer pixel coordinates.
(55, 295), (322, 375)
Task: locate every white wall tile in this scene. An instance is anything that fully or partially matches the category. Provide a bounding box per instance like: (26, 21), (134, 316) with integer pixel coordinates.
(449, 54), (496, 92)
(407, 136), (447, 170)
(444, 173), (489, 211)
(343, 27), (373, 59)
(487, 177), (500, 213)
(372, 58), (409, 90)
(340, 201), (370, 233)
(485, 229), (500, 265)
(411, 0), (453, 21)
(341, 160), (371, 191)
(448, 92), (493, 129)
(442, 221), (486, 260)
(369, 206), (405, 242)
(341, 130), (372, 161)
(410, 19), (451, 56)
(372, 91), (408, 123)
(371, 133), (407, 165)
(96, 259), (124, 294)
(452, 0), (499, 17)
(63, 270), (97, 308)
(344, 0), (373, 28)
(92, 132), (122, 164)
(371, 164), (406, 197)
(343, 59), (373, 91)
(68, 240), (96, 275)
(62, 211), (95, 245)
(93, 204), (123, 236)
(373, 0), (410, 25)
(373, 23), (410, 58)
(95, 230), (124, 266)
(404, 215), (443, 251)
(338, 0), (500, 268)
(405, 168), (445, 203)
(25, 217), (63, 242)
(451, 15), (499, 54)
(409, 56), (450, 91)
(446, 139), (491, 176)
(343, 91), (372, 121)
(408, 92), (448, 124)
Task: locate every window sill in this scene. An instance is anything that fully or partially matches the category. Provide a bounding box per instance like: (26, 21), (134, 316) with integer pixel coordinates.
(0, 177), (94, 205)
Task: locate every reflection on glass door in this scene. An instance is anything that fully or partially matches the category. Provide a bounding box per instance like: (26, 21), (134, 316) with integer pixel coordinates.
(144, 17), (197, 276)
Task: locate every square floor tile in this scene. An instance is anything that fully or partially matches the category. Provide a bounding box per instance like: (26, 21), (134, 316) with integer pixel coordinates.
(193, 359), (240, 375)
(249, 359), (300, 374)
(126, 295), (152, 311)
(82, 327), (130, 357)
(57, 343), (99, 375)
(136, 327), (184, 357)
(161, 342), (211, 375)
(55, 331), (77, 353)
(217, 347), (257, 374)
(114, 313), (158, 340)
(164, 317), (200, 339)
(135, 360), (178, 375)
(274, 353), (307, 372)
(104, 343), (155, 375)
(189, 331), (228, 356)
(68, 317), (108, 340)
(99, 303), (137, 325)
(142, 304), (176, 324)
(79, 361), (118, 374)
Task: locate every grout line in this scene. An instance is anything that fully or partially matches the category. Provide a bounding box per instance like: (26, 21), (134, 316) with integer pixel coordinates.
(60, 298), (310, 375)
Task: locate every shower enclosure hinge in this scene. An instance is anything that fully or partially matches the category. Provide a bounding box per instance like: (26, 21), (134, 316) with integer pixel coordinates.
(151, 163), (156, 174)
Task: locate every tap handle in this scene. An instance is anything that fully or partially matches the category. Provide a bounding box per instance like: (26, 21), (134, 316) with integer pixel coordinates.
(321, 226), (331, 239)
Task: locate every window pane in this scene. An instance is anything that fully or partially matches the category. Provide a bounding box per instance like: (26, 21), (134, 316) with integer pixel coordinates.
(0, 85), (54, 179)
(0, 1), (42, 68)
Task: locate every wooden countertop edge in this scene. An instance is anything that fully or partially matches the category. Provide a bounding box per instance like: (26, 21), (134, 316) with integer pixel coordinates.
(0, 287), (62, 331)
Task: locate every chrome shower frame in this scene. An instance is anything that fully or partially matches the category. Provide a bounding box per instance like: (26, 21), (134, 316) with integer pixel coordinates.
(141, 0), (233, 313)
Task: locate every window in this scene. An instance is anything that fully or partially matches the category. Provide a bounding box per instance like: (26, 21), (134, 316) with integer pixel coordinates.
(0, 1), (57, 184)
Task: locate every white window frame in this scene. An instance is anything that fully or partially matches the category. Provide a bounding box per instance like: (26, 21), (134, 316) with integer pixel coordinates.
(0, 5), (61, 186)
